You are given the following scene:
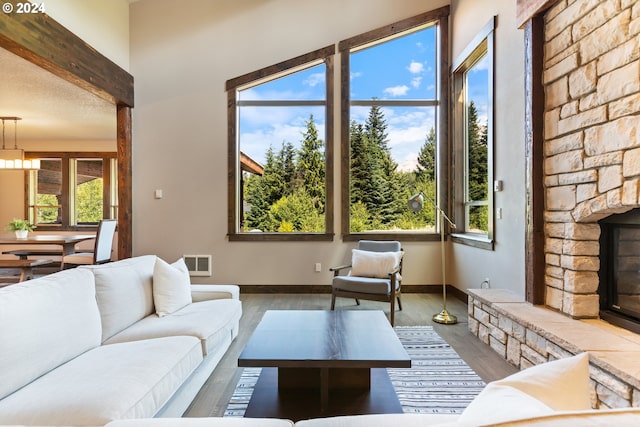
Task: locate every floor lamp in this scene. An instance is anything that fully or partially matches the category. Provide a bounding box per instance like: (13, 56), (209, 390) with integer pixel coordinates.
(408, 192), (458, 324)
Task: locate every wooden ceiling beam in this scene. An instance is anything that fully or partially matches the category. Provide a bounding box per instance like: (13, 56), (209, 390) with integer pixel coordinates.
(516, 0), (557, 28)
(0, 4), (134, 107)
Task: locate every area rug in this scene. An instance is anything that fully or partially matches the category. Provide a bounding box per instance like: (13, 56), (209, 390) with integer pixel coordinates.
(224, 326), (485, 417)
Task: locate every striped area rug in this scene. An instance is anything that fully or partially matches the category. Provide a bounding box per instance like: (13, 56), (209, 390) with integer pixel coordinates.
(224, 326), (485, 417)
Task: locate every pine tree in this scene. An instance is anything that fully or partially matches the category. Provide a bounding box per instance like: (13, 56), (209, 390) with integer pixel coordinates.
(363, 105), (399, 225)
(349, 121), (368, 205)
(467, 101), (488, 202)
(416, 127), (436, 181)
(296, 115), (325, 211)
(467, 100), (489, 232)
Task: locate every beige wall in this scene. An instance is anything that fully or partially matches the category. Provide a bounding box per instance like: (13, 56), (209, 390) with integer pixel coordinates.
(130, 0), (527, 290)
(448, 0), (527, 297)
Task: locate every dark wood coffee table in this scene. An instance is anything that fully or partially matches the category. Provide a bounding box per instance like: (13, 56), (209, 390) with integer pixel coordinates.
(238, 310), (411, 420)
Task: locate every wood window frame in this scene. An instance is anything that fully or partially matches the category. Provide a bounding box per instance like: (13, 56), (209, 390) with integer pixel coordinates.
(226, 46), (336, 241)
(338, 6), (450, 242)
(26, 151), (117, 230)
(450, 17), (495, 251)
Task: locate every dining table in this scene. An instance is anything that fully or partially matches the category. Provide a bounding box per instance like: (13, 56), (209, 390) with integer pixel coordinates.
(0, 234), (96, 257)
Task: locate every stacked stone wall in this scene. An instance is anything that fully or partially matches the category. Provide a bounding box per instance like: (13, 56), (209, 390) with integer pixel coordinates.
(543, 0), (640, 318)
(469, 291), (640, 409)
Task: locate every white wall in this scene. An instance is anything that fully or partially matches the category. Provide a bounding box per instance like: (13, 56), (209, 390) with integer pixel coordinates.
(448, 0), (527, 297)
(43, 0), (130, 70)
(130, 0), (526, 291)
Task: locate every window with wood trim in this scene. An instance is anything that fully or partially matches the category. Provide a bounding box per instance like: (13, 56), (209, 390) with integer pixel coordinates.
(339, 7), (450, 241)
(451, 17), (495, 249)
(226, 46), (335, 241)
(26, 152), (118, 230)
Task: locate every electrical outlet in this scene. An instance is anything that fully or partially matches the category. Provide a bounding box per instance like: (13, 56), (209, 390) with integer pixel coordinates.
(481, 278), (490, 288)
(315, 262), (322, 272)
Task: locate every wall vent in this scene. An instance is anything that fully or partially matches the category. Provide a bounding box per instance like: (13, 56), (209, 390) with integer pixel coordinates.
(183, 255), (212, 277)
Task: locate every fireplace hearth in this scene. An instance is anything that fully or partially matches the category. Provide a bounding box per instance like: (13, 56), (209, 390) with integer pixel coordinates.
(599, 210), (640, 334)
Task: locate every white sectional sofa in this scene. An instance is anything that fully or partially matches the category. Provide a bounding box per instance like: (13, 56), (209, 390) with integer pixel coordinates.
(104, 351), (640, 427)
(0, 255), (242, 427)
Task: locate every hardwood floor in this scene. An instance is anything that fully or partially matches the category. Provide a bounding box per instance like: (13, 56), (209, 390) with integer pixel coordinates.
(183, 293), (518, 418)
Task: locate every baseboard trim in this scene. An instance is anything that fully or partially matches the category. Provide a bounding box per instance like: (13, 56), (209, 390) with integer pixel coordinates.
(238, 284), (468, 302)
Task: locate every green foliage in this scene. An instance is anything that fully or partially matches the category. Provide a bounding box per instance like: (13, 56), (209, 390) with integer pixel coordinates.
(268, 189), (324, 232)
(416, 127), (436, 181)
(349, 105), (437, 232)
(36, 194), (60, 224)
(244, 115), (325, 232)
(7, 218), (35, 231)
(76, 178), (104, 224)
(467, 101), (489, 232)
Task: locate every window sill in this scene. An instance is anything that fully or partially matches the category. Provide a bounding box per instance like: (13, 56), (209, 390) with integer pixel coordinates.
(228, 233), (334, 242)
(451, 232), (494, 250)
(342, 232), (441, 242)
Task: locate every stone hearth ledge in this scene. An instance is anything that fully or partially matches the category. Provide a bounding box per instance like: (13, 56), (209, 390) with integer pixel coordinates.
(468, 288), (640, 408)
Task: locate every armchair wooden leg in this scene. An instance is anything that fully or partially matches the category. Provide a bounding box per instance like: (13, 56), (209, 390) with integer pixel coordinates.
(389, 297), (395, 326)
(397, 296), (402, 311)
(355, 298), (360, 305)
(331, 293), (336, 310)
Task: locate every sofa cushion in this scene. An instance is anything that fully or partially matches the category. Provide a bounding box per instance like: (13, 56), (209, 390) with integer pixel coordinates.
(82, 255), (156, 341)
(0, 268), (101, 401)
(0, 336), (203, 426)
(295, 413), (459, 427)
(153, 257), (192, 317)
(106, 418), (295, 427)
(492, 408), (640, 426)
(104, 298), (242, 356)
(458, 352), (591, 425)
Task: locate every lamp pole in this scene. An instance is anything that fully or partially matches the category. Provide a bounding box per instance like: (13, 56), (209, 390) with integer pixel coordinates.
(409, 191), (457, 324)
(433, 203), (457, 324)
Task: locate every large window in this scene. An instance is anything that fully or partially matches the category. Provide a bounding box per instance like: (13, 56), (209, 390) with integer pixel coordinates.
(26, 152), (117, 229)
(452, 17), (495, 248)
(226, 46), (335, 241)
(339, 7), (449, 240)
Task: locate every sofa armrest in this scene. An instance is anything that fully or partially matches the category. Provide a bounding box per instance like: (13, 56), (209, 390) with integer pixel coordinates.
(190, 284), (239, 302)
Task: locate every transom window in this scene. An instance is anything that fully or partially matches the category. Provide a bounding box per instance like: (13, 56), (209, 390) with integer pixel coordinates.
(26, 152), (118, 229)
(226, 46), (335, 241)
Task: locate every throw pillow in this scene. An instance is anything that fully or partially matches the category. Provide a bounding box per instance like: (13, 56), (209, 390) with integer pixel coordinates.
(153, 257), (192, 317)
(458, 352), (591, 425)
(350, 249), (402, 279)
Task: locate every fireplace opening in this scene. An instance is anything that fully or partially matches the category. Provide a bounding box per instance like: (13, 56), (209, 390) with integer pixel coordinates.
(599, 210), (640, 334)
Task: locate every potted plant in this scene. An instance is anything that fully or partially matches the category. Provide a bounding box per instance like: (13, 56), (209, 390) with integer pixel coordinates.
(7, 219), (35, 239)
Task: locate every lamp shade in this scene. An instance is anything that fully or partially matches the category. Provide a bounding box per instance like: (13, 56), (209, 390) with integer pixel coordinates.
(408, 192), (424, 212)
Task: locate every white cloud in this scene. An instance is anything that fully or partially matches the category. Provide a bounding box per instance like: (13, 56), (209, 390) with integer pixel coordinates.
(411, 77), (422, 89)
(471, 55), (490, 72)
(407, 61), (424, 74)
(384, 85), (410, 96)
(304, 72), (325, 87)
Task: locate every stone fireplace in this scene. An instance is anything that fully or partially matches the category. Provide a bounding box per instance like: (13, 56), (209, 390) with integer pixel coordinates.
(543, 0), (640, 320)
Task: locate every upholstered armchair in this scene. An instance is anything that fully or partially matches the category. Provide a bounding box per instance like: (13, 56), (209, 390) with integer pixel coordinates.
(330, 240), (403, 325)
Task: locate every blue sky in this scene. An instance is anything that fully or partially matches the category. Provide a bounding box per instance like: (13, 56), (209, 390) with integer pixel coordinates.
(239, 25), (488, 172)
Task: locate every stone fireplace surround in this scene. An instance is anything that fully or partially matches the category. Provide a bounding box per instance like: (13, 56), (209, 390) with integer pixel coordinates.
(468, 0), (640, 411)
(543, 0), (640, 320)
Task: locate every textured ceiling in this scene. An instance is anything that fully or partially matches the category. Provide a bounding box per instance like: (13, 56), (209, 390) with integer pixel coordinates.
(0, 48), (116, 144)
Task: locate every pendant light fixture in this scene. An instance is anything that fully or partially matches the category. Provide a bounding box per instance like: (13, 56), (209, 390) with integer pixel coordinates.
(0, 116), (40, 170)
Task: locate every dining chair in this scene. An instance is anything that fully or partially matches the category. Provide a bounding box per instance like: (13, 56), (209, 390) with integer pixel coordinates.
(61, 219), (117, 269)
(330, 240), (403, 325)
